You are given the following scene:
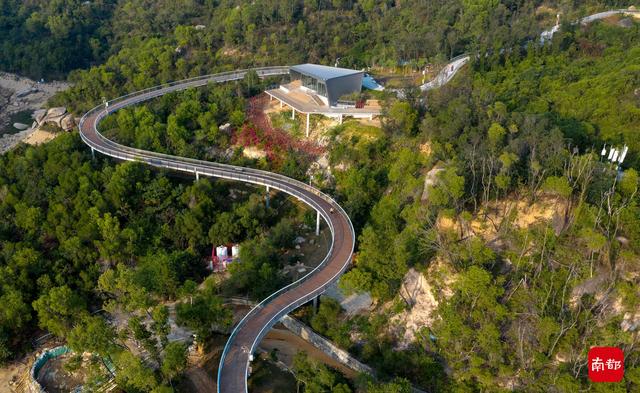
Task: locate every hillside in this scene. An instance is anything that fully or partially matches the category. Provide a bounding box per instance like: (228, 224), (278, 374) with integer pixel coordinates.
(1, 1), (639, 393)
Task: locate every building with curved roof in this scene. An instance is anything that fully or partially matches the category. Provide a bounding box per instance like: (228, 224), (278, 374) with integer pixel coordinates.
(265, 64), (380, 136)
(289, 63), (363, 106)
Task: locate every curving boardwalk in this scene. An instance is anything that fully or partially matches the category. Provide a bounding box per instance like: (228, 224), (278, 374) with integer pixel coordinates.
(541, 7), (640, 42)
(420, 55), (470, 92)
(77, 10), (630, 387)
(422, 8), (640, 91)
(78, 67), (355, 392)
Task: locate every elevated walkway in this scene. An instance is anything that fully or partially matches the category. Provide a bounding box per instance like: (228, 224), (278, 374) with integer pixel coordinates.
(78, 66), (355, 393)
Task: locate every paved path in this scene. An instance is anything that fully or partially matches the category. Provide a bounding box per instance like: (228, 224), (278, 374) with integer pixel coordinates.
(420, 55), (470, 92)
(541, 7), (640, 42)
(78, 67), (355, 393)
(419, 8), (640, 93)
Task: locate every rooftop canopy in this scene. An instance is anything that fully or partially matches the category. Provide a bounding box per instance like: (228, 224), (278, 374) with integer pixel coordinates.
(290, 63), (362, 81)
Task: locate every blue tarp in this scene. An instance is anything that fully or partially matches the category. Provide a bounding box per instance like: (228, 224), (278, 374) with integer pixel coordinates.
(362, 74), (384, 91)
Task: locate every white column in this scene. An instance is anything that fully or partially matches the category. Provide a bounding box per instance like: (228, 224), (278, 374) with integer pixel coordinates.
(339, 114), (343, 124)
(316, 211), (320, 236)
(195, 169), (199, 181)
(306, 113), (310, 137)
(266, 185), (270, 208)
(291, 108), (295, 120)
(280, 100), (283, 109)
(90, 147), (95, 159)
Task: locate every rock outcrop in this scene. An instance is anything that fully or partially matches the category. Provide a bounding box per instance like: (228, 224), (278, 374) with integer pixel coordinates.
(421, 165), (444, 201)
(0, 72), (69, 154)
(34, 107), (76, 131)
(60, 114), (75, 131)
(33, 109), (47, 124)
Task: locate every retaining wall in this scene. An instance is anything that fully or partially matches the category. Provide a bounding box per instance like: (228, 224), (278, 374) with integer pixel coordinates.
(279, 315), (374, 375)
(225, 296), (430, 392)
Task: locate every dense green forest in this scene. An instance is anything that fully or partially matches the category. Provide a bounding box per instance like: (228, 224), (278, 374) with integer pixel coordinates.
(1, 0), (640, 392)
(0, 0), (116, 79)
(334, 19), (640, 392)
(1, 0), (627, 80)
(0, 134), (313, 388)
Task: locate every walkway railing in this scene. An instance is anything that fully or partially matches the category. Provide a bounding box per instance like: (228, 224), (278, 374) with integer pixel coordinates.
(79, 66), (355, 393)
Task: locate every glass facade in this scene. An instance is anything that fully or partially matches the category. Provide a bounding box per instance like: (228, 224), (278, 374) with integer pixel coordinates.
(290, 70), (328, 98)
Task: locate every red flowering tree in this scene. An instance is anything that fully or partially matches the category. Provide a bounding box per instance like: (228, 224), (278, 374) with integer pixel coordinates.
(233, 95), (324, 167)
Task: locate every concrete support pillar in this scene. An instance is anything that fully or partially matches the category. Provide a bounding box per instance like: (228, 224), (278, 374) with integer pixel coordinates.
(291, 108), (295, 120)
(280, 100), (283, 109)
(195, 169), (199, 181)
(316, 210), (320, 236)
(339, 114), (343, 125)
(312, 296), (319, 313)
(90, 147), (95, 159)
(306, 113), (310, 138)
(266, 185), (270, 208)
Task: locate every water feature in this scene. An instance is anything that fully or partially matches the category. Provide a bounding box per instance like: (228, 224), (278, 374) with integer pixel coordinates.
(1, 109), (32, 136)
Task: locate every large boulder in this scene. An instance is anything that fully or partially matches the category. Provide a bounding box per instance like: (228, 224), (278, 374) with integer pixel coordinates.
(41, 107), (68, 128)
(421, 166), (444, 201)
(33, 106), (76, 131)
(45, 114), (66, 128)
(47, 107), (66, 118)
(33, 109), (47, 124)
(60, 114), (75, 131)
(15, 87), (37, 98)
